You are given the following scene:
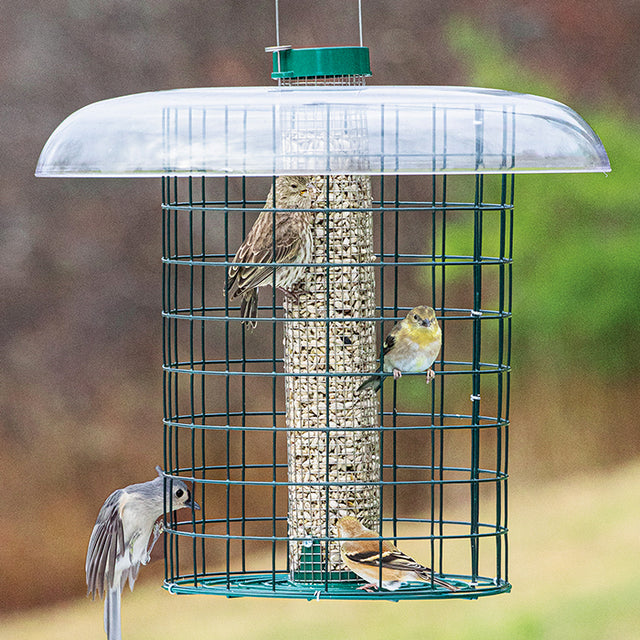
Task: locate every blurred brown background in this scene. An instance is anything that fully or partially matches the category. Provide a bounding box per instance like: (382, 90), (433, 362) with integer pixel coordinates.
(2, 0), (639, 613)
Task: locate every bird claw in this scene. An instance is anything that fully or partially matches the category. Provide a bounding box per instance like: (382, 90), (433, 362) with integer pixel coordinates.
(425, 369), (435, 383)
(357, 584), (378, 592)
(393, 369), (402, 380)
(281, 285), (307, 303)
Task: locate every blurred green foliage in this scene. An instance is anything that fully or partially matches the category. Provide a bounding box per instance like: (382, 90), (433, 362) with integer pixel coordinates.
(443, 17), (640, 378)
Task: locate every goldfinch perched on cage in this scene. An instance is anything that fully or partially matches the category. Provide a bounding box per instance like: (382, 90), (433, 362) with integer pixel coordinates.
(226, 175), (314, 329)
(357, 305), (442, 393)
(336, 516), (458, 592)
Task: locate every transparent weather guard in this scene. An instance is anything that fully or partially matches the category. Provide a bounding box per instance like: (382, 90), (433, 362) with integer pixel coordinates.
(36, 86), (609, 177)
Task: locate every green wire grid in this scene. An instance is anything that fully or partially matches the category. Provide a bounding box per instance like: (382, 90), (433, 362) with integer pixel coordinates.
(161, 172), (512, 600)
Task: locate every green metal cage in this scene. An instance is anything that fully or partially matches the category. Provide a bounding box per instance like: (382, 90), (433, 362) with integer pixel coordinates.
(36, 47), (608, 602)
(160, 172), (512, 600)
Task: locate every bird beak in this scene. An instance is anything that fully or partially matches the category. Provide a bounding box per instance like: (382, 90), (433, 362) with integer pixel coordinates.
(421, 318), (432, 327)
(186, 496), (200, 510)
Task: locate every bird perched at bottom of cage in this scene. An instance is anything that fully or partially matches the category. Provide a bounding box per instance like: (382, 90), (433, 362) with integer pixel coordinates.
(357, 305), (442, 393)
(336, 516), (458, 592)
(226, 175), (315, 329)
(86, 467), (199, 640)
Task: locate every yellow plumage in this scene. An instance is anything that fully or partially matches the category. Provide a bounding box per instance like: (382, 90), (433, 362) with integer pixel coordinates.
(357, 305), (442, 393)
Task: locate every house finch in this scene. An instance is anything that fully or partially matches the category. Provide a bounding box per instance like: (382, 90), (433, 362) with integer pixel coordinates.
(226, 175), (314, 328)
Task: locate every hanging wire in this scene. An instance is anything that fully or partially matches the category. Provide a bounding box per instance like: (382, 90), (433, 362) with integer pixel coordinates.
(273, 0), (364, 47)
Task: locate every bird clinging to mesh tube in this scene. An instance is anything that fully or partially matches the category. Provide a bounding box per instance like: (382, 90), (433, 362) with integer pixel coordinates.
(86, 467), (199, 640)
(226, 175), (315, 329)
(357, 305), (442, 393)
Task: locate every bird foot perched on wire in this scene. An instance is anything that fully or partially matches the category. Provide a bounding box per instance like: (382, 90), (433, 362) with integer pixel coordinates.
(392, 368), (402, 380)
(425, 368), (435, 384)
(357, 583), (378, 593)
(281, 284), (308, 304)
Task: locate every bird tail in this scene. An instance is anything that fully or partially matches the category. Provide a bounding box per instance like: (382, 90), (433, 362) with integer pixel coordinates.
(416, 570), (459, 592)
(104, 587), (122, 640)
(240, 290), (258, 329)
(356, 372), (382, 394)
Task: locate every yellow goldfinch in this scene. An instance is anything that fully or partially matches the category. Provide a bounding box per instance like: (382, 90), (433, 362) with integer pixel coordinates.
(357, 305), (442, 393)
(336, 516), (458, 592)
(226, 176), (314, 328)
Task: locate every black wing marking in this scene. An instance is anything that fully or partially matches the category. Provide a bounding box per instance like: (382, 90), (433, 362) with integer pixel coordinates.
(382, 332), (396, 358)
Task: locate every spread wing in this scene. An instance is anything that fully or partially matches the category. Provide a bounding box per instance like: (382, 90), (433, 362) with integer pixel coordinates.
(86, 490), (126, 599)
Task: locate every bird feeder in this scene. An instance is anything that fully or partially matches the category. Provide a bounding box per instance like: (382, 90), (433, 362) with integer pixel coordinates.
(37, 45), (609, 601)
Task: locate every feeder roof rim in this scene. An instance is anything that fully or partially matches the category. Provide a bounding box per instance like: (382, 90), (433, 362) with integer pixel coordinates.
(36, 85), (610, 177)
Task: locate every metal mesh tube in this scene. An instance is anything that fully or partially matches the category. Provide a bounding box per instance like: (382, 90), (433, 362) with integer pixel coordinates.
(284, 174), (379, 579)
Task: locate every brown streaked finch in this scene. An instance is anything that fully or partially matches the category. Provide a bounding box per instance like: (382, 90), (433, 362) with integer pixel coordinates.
(226, 175), (314, 329)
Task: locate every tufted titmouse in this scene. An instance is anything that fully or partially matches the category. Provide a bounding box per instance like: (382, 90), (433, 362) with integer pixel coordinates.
(85, 467), (199, 640)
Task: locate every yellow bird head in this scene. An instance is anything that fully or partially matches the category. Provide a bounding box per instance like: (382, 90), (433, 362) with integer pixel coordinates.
(404, 305), (438, 330)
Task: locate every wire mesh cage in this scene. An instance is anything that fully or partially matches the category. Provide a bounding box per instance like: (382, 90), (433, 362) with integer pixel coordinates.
(161, 170), (512, 599)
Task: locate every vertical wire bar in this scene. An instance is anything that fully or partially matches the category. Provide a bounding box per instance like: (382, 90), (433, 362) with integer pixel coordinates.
(429, 168), (439, 574)
(505, 175), (514, 585)
(171, 175), (181, 579)
(495, 173), (508, 582)
(323, 174), (331, 592)
(166, 177), (176, 584)
(378, 172), (386, 591)
(270, 175), (278, 590)
(224, 176), (232, 589)
(437, 109), (449, 575)
(470, 173), (484, 584)
(187, 171), (199, 587)
(199, 174), (207, 580)
(240, 176), (248, 574)
(378, 104), (386, 584)
(391, 174), (400, 543)
(240, 116), (248, 575)
(161, 175), (170, 584)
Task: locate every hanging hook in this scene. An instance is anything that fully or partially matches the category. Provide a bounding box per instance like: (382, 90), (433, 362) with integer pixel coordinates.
(270, 0), (364, 49)
(265, 0), (291, 75)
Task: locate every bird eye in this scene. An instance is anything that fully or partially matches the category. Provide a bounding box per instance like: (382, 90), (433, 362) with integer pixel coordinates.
(175, 488), (184, 498)
(413, 314), (419, 321)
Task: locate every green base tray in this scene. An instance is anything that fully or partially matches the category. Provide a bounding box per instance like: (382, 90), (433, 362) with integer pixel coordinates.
(163, 573), (510, 601)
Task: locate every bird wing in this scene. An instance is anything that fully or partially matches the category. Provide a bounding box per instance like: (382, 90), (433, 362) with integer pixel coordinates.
(343, 538), (427, 573)
(228, 211), (304, 294)
(381, 328), (397, 358)
(86, 490), (126, 599)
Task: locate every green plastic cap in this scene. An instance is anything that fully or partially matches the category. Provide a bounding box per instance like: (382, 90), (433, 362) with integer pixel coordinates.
(271, 46), (371, 79)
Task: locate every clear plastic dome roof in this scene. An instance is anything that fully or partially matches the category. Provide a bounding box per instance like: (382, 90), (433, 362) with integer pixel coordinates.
(36, 86), (610, 177)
